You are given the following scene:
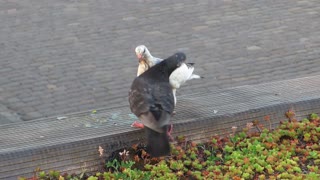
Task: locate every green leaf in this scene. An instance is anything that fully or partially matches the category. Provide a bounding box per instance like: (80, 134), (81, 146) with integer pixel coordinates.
(87, 176), (98, 180)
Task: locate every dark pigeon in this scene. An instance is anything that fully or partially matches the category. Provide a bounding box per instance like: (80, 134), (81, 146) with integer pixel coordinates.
(129, 52), (186, 157)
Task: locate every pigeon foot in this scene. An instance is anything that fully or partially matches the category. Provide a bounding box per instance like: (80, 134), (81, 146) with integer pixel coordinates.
(167, 124), (174, 142)
(131, 121), (144, 128)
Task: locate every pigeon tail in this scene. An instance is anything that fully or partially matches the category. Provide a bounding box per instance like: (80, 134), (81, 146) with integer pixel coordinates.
(145, 126), (170, 157)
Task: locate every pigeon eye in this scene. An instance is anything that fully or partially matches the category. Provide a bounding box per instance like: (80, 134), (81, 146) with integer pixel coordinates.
(143, 49), (146, 53)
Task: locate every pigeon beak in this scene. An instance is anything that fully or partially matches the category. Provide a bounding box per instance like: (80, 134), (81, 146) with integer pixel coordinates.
(137, 53), (142, 59)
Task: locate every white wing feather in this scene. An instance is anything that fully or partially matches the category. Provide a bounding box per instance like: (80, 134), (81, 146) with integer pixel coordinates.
(169, 63), (201, 89)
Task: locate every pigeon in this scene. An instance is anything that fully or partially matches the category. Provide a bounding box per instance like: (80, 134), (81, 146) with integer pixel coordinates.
(129, 52), (186, 157)
(135, 45), (202, 105)
(135, 45), (162, 76)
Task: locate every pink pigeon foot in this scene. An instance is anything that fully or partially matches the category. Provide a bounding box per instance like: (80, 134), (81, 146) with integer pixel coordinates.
(167, 124), (174, 142)
(131, 121), (144, 128)
(131, 121), (174, 141)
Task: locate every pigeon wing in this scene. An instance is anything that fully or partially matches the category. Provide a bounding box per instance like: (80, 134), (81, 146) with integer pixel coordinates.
(169, 63), (194, 89)
(169, 63), (202, 89)
(129, 77), (151, 116)
(129, 77), (174, 132)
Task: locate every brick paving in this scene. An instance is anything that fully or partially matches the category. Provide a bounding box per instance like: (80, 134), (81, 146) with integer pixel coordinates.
(0, 0), (320, 123)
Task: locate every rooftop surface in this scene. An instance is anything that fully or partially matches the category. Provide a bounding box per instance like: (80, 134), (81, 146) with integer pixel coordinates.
(1, 1), (320, 178)
(1, 0), (320, 123)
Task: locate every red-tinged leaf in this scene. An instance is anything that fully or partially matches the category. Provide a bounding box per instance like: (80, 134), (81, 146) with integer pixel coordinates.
(131, 144), (138, 150)
(258, 124), (264, 129)
(286, 110), (295, 119)
(252, 120), (259, 126)
(300, 157), (307, 163)
(202, 170), (209, 176)
(191, 142), (197, 147)
(187, 170), (192, 176)
(264, 115), (270, 121)
(134, 155), (140, 162)
(176, 146), (182, 151)
(232, 176), (242, 180)
(243, 157), (250, 164)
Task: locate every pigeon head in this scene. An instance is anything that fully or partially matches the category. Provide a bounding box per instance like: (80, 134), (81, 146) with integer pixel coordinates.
(164, 52), (186, 74)
(135, 45), (148, 60)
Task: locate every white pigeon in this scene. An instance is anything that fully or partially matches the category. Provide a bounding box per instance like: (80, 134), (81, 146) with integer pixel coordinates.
(135, 45), (203, 105)
(135, 45), (162, 76)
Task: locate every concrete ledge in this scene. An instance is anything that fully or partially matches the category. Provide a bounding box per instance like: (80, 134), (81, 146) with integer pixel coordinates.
(2, 75), (320, 179)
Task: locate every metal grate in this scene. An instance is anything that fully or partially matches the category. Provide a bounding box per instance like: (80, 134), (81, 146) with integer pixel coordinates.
(1, 75), (320, 179)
